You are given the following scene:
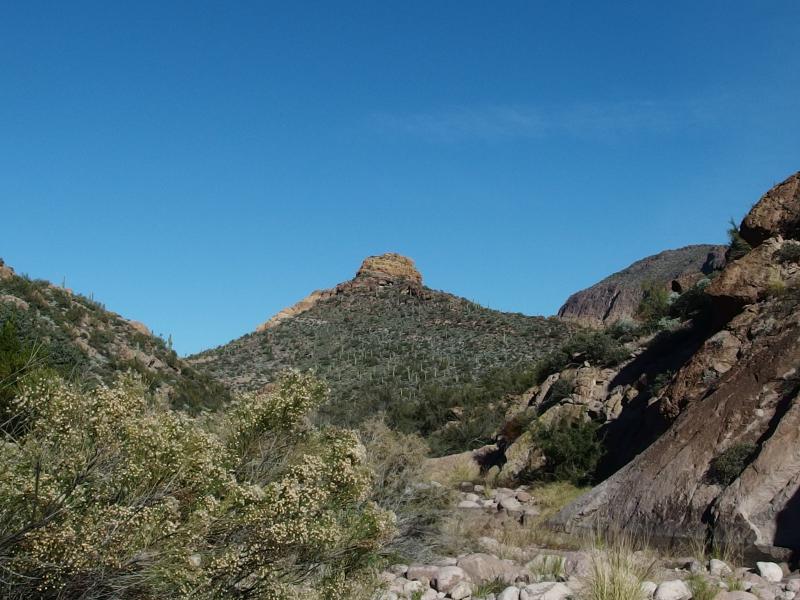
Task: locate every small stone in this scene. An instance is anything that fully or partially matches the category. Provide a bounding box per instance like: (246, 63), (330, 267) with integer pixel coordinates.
(786, 579), (800, 593)
(499, 496), (523, 512)
(458, 500), (482, 509)
(710, 559), (732, 577)
(464, 493), (481, 502)
(460, 481), (475, 492)
(450, 581), (472, 600)
(716, 593), (759, 600)
(654, 580), (692, 600)
(523, 582), (573, 600)
(642, 582), (658, 598)
(516, 491), (533, 503)
(433, 566), (470, 593)
(758, 562), (785, 583)
(408, 565), (440, 582)
(187, 553), (202, 568)
(421, 590), (438, 600)
(498, 587), (521, 600)
(389, 564), (409, 576)
(403, 580), (425, 594)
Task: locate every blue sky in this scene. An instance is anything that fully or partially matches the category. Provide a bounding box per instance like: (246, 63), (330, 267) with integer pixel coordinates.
(2, 1), (799, 355)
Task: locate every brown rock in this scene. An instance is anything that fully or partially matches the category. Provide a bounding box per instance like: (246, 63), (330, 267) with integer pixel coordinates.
(706, 238), (784, 325)
(740, 172), (800, 247)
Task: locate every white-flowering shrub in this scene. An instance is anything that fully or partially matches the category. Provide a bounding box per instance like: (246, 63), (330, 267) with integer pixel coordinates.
(0, 370), (394, 599)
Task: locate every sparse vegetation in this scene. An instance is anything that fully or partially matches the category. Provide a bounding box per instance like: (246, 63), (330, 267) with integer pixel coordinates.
(584, 540), (654, 600)
(636, 281), (671, 325)
(0, 271), (229, 412)
(727, 219), (752, 261)
(708, 442), (758, 486)
(687, 574), (718, 600)
(530, 418), (605, 485)
(193, 284), (574, 454)
(775, 242), (800, 264)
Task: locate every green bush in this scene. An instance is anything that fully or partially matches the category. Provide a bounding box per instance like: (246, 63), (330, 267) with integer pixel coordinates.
(708, 443), (758, 486)
(0, 371), (393, 599)
(531, 418), (604, 485)
(636, 281), (671, 325)
(536, 331), (629, 383)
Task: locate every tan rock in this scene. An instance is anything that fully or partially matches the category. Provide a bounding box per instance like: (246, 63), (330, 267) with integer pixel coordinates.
(256, 289), (335, 332)
(356, 253), (422, 285)
(707, 238), (783, 325)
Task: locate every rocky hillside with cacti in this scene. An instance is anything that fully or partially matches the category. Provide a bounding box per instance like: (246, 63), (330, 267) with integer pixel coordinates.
(0, 259), (229, 411)
(189, 253), (577, 452)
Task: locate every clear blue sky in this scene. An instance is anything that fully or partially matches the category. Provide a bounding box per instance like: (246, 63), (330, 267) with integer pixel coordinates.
(2, 1), (799, 355)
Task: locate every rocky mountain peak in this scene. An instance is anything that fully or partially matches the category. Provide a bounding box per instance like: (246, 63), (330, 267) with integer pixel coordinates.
(355, 253), (422, 285)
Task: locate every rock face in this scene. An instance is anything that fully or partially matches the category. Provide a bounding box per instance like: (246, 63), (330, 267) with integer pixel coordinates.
(558, 245), (726, 326)
(355, 252), (423, 286)
(553, 171), (800, 560)
(256, 253), (423, 332)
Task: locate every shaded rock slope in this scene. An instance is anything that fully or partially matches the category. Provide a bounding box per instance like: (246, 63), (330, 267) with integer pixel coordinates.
(553, 171), (800, 561)
(558, 245), (726, 326)
(0, 259), (229, 410)
(190, 253), (575, 428)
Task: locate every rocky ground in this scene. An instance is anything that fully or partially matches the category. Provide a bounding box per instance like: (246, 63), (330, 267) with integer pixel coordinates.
(373, 482), (800, 600)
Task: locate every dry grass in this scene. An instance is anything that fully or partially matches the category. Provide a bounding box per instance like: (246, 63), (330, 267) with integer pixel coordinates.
(583, 535), (656, 600)
(422, 451), (480, 487)
(436, 481), (589, 559)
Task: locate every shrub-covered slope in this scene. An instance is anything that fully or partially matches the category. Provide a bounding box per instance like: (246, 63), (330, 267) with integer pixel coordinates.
(190, 254), (575, 450)
(0, 259), (228, 411)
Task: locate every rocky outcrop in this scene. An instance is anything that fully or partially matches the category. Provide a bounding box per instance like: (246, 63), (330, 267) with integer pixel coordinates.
(558, 245), (726, 327)
(740, 172), (800, 247)
(255, 253), (424, 331)
(256, 289), (336, 332)
(356, 253), (423, 285)
(553, 171), (800, 560)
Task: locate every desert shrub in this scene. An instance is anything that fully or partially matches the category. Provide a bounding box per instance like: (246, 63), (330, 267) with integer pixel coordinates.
(636, 281), (671, 325)
(606, 320), (639, 343)
(775, 243), (800, 264)
(647, 370), (673, 396)
(531, 418), (604, 485)
(708, 443), (758, 486)
(727, 219), (752, 260)
(536, 332), (629, 384)
(359, 418), (451, 562)
(0, 371), (394, 599)
(669, 281), (712, 324)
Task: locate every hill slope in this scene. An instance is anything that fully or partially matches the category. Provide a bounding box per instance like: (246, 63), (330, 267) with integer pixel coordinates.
(0, 259), (229, 410)
(558, 244), (726, 326)
(190, 253), (575, 451)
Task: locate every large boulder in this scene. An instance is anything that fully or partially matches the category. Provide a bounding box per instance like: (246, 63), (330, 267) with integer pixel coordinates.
(706, 237), (784, 326)
(457, 553), (522, 584)
(740, 172), (800, 247)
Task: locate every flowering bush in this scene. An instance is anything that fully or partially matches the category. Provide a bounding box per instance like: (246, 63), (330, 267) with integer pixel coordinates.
(0, 370), (394, 599)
